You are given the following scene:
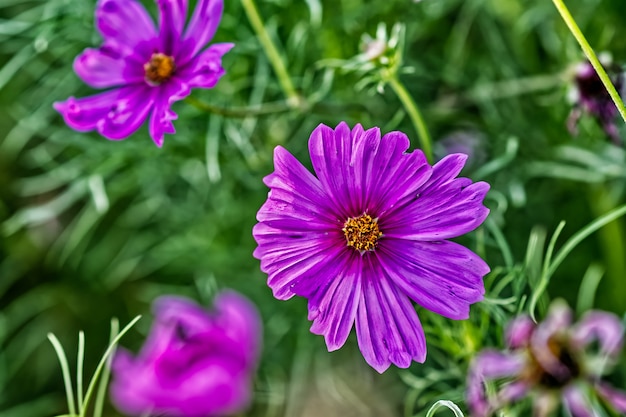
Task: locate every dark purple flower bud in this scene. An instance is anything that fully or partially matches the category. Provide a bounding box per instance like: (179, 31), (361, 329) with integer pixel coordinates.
(109, 291), (262, 417)
(568, 57), (624, 144)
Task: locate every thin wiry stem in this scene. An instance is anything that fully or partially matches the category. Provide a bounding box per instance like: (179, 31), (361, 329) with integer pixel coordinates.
(240, 0), (301, 107)
(551, 0), (626, 125)
(387, 74), (433, 162)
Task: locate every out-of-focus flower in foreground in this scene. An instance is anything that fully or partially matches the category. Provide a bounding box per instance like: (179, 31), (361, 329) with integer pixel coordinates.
(467, 300), (626, 417)
(567, 55), (624, 144)
(253, 122), (490, 373)
(54, 0), (233, 147)
(109, 291), (262, 417)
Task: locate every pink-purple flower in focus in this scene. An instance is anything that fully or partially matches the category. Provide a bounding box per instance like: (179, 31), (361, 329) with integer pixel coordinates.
(253, 122), (490, 373)
(54, 0), (233, 147)
(467, 300), (626, 417)
(568, 57), (624, 144)
(109, 291), (262, 417)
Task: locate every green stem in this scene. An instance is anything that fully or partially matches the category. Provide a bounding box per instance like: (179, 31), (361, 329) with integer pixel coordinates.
(240, 0), (301, 107)
(387, 74), (433, 162)
(186, 97), (291, 117)
(551, 0), (626, 125)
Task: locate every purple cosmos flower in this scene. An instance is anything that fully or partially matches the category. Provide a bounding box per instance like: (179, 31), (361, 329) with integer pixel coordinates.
(109, 291), (262, 417)
(253, 122), (490, 373)
(467, 300), (626, 417)
(568, 58), (624, 144)
(54, 0), (233, 147)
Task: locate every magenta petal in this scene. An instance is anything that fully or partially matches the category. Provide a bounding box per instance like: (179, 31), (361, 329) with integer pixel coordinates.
(384, 163), (490, 240)
(73, 47), (143, 88)
(96, 0), (157, 57)
(110, 293), (261, 417)
(596, 382), (626, 413)
(378, 239), (488, 320)
(157, 0), (188, 56)
(466, 351), (526, 417)
(571, 311), (624, 358)
(182, 0), (224, 60)
(147, 79), (191, 146)
(253, 222), (343, 300)
(54, 86), (155, 140)
(505, 315), (535, 349)
(355, 267), (426, 373)
(308, 122), (431, 218)
(563, 385), (596, 417)
(181, 43), (234, 89)
(530, 300), (574, 381)
(308, 258), (361, 351)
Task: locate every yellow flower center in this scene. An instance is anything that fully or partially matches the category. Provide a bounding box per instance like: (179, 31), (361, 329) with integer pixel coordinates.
(144, 53), (176, 85)
(342, 214), (382, 252)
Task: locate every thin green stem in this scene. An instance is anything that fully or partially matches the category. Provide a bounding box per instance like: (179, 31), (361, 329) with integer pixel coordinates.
(80, 315), (141, 417)
(240, 0), (301, 107)
(185, 97), (291, 117)
(551, 0), (626, 125)
(47, 333), (77, 417)
(387, 74), (433, 162)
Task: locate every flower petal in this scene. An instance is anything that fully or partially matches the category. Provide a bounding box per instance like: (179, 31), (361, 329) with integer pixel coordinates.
(596, 382), (626, 413)
(308, 256), (361, 351)
(54, 86), (155, 140)
(182, 0), (224, 60)
(384, 154), (490, 240)
(563, 385), (596, 417)
(355, 264), (426, 373)
(73, 47), (143, 89)
(255, 145), (338, 225)
(157, 0), (188, 56)
(179, 43), (234, 89)
(147, 78), (191, 146)
(571, 311), (624, 358)
(308, 122), (431, 219)
(505, 315), (535, 349)
(212, 291), (263, 369)
(466, 351), (527, 417)
(378, 239), (488, 319)
(96, 0), (157, 58)
(253, 222), (345, 300)
(530, 300), (574, 381)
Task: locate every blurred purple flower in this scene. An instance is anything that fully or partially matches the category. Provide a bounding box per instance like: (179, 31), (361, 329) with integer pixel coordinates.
(110, 291), (262, 417)
(253, 122), (490, 373)
(434, 130), (487, 170)
(467, 300), (626, 417)
(568, 58), (624, 144)
(54, 0), (233, 147)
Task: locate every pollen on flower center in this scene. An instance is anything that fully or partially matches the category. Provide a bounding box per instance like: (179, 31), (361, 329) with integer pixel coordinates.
(342, 213), (382, 252)
(144, 53), (176, 85)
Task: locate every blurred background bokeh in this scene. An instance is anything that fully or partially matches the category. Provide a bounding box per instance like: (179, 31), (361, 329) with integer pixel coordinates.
(1, 0), (626, 416)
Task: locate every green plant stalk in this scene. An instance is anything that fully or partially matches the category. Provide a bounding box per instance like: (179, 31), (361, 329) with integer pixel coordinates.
(93, 319), (120, 417)
(240, 0), (300, 107)
(76, 331), (84, 411)
(551, 0), (626, 125)
(587, 185), (626, 312)
(387, 74), (433, 162)
(79, 315), (141, 417)
(48, 334), (77, 417)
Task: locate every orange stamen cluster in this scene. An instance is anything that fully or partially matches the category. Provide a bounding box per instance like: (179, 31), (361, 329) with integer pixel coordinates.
(342, 214), (382, 252)
(144, 53), (176, 84)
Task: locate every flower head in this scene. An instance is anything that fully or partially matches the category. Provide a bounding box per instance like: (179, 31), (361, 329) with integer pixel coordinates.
(467, 300), (626, 417)
(54, 0), (233, 147)
(567, 56), (624, 144)
(109, 291), (262, 417)
(253, 122), (490, 372)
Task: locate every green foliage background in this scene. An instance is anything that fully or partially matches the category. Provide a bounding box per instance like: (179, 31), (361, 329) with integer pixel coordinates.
(1, 0), (626, 416)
